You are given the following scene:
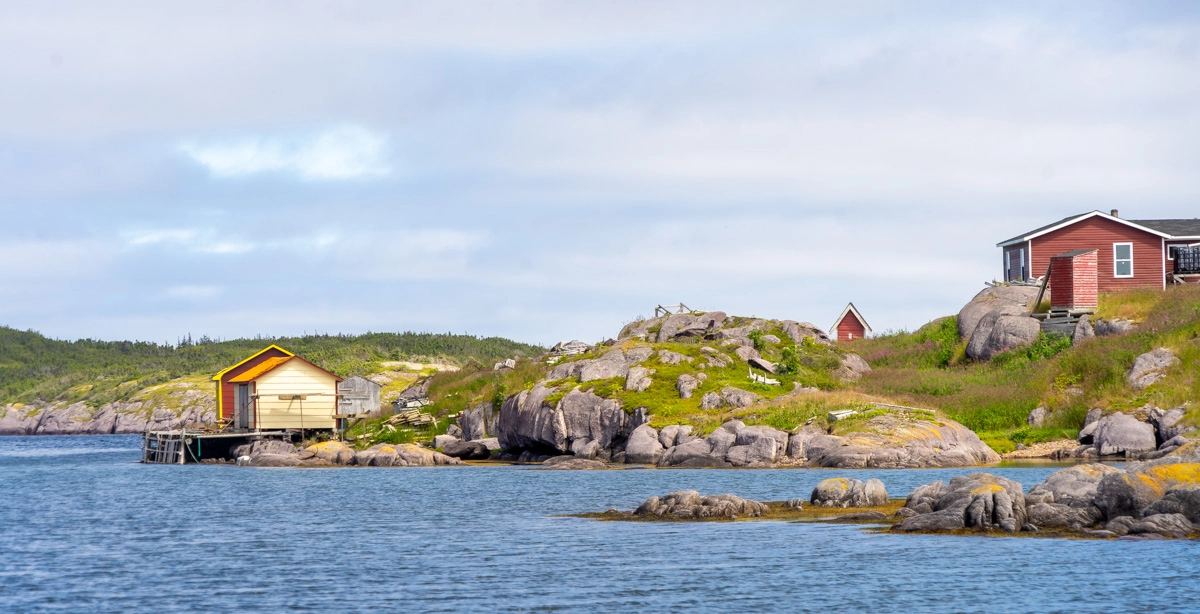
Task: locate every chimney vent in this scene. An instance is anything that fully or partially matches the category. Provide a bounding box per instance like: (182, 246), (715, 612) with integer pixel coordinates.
(1111, 209), (1119, 218)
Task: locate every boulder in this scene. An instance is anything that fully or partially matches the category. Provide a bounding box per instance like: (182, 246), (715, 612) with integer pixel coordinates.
(474, 437), (501, 451)
(657, 439), (722, 467)
(1127, 348), (1180, 391)
(734, 346), (760, 361)
(1143, 488), (1200, 523)
(456, 401), (497, 441)
(1083, 408), (1103, 428)
(625, 366), (654, 392)
(633, 491), (767, 519)
(1092, 413), (1156, 457)
(657, 350), (693, 366)
(1094, 461), (1200, 519)
(1026, 502), (1100, 528)
(433, 434), (459, 449)
(625, 424), (664, 464)
(725, 437), (777, 466)
(1073, 315), (1095, 345)
(249, 453), (301, 467)
(579, 348), (632, 382)
(699, 392), (724, 410)
(836, 354), (872, 381)
(1027, 407), (1048, 428)
(967, 313), (1040, 361)
(305, 440), (356, 465)
(393, 444), (462, 467)
(1129, 513), (1193, 537)
(1149, 407), (1192, 445)
(810, 478), (888, 508)
(1095, 318), (1135, 336)
(957, 286), (1041, 339)
(747, 357), (777, 374)
(1026, 464), (1120, 509)
(442, 440), (491, 460)
(706, 424), (739, 458)
(800, 414), (1000, 468)
(676, 374), (700, 399)
(542, 456), (607, 470)
(720, 386), (761, 408)
(895, 473), (1027, 533)
(780, 320), (832, 345)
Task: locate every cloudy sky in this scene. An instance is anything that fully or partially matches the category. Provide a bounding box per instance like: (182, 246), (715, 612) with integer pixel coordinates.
(2, 1), (1199, 346)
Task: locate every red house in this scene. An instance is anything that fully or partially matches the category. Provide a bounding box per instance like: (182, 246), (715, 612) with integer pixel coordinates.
(998, 210), (1200, 290)
(830, 302), (871, 342)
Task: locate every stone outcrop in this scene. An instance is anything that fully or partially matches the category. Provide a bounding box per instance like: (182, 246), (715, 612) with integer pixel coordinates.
(624, 424), (665, 464)
(617, 312), (830, 346)
(442, 440), (491, 460)
(810, 478), (888, 508)
(456, 401), (497, 441)
(799, 414), (1000, 468)
(1094, 318), (1136, 336)
(1127, 348), (1180, 391)
(0, 384), (216, 436)
(895, 473), (1028, 532)
(633, 490), (768, 519)
(957, 286), (1038, 337)
(495, 384), (647, 459)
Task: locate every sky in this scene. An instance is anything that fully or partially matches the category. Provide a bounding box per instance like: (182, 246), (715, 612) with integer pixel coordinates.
(2, 1), (1199, 347)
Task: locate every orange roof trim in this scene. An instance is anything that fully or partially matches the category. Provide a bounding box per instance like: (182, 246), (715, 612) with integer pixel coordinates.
(229, 357), (292, 383)
(212, 344), (295, 381)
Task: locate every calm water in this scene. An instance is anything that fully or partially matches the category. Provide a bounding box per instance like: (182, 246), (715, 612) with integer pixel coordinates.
(1, 436), (1197, 613)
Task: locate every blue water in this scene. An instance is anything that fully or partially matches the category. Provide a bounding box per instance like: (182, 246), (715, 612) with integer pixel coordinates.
(1, 436), (1197, 613)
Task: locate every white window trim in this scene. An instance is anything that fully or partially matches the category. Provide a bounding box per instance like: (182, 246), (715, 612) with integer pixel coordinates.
(1113, 242), (1134, 278)
(1005, 251), (1012, 281)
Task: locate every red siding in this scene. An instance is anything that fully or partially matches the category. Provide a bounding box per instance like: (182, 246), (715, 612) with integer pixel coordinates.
(836, 316), (866, 342)
(1049, 250), (1098, 310)
(1031, 217), (1163, 291)
(217, 348), (291, 420)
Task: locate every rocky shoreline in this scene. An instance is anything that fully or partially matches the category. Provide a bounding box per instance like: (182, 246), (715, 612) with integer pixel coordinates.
(581, 444), (1200, 540)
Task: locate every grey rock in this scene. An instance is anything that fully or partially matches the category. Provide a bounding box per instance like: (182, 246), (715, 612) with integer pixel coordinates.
(676, 374), (700, 399)
(657, 350), (694, 366)
(542, 456), (607, 470)
(433, 434), (459, 448)
(625, 366), (654, 393)
(836, 353), (872, 381)
(579, 348), (631, 382)
(1127, 348), (1180, 391)
(496, 383), (566, 453)
(442, 440), (490, 460)
(1073, 314), (1095, 344)
(967, 313), (1041, 361)
(1095, 318), (1136, 336)
(624, 424), (664, 464)
(249, 453), (302, 467)
(457, 401), (497, 441)
(720, 386), (761, 408)
(1092, 413), (1157, 456)
(658, 425), (680, 449)
(699, 392), (724, 410)
(473, 437), (501, 451)
(623, 346), (654, 365)
(725, 436), (777, 466)
(706, 427), (737, 458)
(1149, 407), (1191, 443)
(445, 424), (463, 439)
(811, 478), (888, 508)
(1027, 406), (1048, 428)
(1143, 488), (1200, 523)
(747, 357), (777, 374)
(1026, 464), (1121, 508)
(895, 473), (1026, 532)
(734, 345), (760, 361)
(761, 334), (781, 344)
(785, 426), (823, 459)
(656, 439), (716, 466)
(1083, 407), (1103, 428)
(633, 490), (767, 519)
(1026, 502), (1101, 528)
(802, 414), (1000, 469)
(1104, 516), (1137, 535)
(1130, 513), (1193, 536)
(780, 320), (832, 345)
(957, 286), (1041, 340)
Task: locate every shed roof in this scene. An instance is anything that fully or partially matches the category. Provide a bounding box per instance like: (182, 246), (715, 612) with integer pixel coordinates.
(997, 210), (1173, 247)
(212, 344), (294, 381)
(831, 302), (872, 336)
(228, 356), (343, 383)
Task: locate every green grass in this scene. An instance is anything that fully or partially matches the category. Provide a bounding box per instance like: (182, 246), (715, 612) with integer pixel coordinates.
(854, 284), (1200, 453)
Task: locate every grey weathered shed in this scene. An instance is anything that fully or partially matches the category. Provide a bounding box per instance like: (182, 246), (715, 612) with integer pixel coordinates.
(338, 375), (382, 416)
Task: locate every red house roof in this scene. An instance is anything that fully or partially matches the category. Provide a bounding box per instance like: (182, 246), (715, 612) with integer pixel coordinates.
(997, 210), (1175, 247)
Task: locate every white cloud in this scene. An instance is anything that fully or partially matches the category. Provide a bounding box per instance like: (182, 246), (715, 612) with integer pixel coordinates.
(179, 125), (390, 180)
(164, 285), (223, 300)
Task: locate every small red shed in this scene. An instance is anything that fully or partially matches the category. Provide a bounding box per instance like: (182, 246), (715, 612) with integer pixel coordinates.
(1049, 249), (1098, 312)
(831, 303), (872, 342)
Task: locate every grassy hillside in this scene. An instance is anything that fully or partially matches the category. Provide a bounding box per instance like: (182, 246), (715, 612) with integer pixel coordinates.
(0, 327), (544, 407)
(852, 284), (1200, 452)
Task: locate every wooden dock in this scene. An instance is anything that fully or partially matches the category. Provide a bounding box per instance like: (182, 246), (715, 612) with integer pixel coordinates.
(141, 429), (294, 464)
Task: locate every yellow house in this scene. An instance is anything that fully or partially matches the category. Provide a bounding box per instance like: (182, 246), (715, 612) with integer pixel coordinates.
(227, 355), (342, 430)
